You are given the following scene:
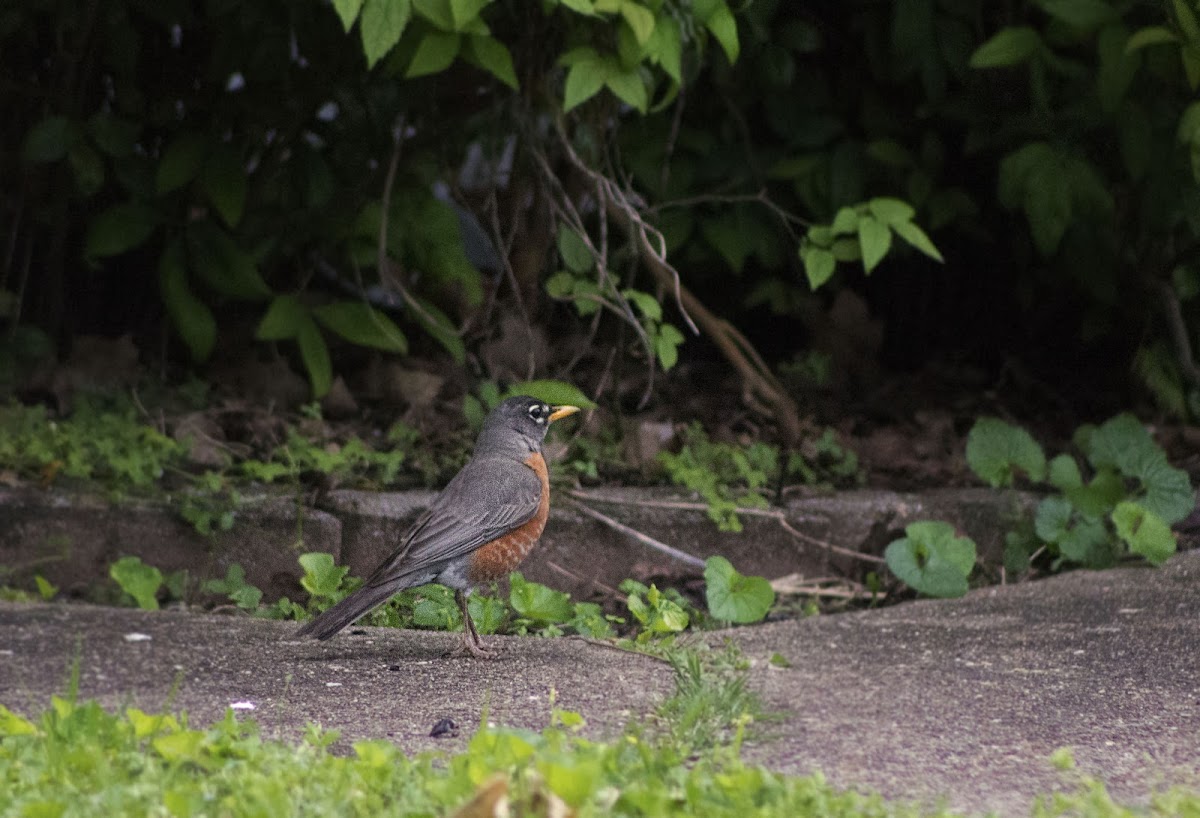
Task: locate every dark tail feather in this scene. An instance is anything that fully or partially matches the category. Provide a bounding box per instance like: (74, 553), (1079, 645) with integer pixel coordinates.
(295, 583), (399, 640)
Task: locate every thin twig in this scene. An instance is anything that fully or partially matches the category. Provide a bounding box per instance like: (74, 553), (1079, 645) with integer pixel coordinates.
(567, 489), (885, 565)
(565, 497), (708, 570)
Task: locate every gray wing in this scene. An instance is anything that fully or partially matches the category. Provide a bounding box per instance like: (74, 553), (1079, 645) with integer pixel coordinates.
(363, 455), (541, 588)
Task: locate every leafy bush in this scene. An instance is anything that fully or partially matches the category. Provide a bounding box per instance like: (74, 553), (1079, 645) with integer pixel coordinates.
(966, 415), (1194, 571)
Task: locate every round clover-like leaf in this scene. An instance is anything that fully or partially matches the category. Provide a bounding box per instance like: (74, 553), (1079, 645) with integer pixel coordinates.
(704, 555), (775, 624)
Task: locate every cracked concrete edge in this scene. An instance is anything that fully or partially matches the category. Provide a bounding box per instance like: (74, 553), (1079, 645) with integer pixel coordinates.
(0, 485), (1040, 602)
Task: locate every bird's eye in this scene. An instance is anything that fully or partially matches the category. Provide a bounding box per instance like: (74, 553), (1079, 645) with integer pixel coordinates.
(527, 404), (546, 423)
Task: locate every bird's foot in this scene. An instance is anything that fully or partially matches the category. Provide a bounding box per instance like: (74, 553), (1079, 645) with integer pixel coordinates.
(445, 633), (500, 660)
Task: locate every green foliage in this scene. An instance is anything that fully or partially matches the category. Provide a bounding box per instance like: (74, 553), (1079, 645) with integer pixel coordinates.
(0, 397), (185, 491)
(703, 556), (775, 624)
(800, 198), (944, 288)
(967, 414), (1193, 571)
(620, 579), (696, 640)
(241, 427), (410, 487)
(966, 417), (1049, 487)
(884, 521), (977, 598)
(2, 692), (1198, 818)
(297, 552), (354, 608)
(201, 564), (263, 611)
(658, 423), (777, 532)
(108, 556), (164, 611)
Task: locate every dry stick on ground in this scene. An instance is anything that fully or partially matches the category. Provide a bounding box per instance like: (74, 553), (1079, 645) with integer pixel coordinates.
(565, 497), (708, 571)
(568, 489), (886, 565)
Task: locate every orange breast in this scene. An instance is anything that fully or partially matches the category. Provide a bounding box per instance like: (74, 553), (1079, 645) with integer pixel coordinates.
(467, 452), (550, 583)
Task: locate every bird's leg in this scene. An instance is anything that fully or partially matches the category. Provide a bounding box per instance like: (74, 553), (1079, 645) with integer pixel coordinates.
(446, 590), (499, 659)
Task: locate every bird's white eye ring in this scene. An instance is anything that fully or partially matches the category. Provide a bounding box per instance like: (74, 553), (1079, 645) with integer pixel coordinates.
(528, 404), (547, 423)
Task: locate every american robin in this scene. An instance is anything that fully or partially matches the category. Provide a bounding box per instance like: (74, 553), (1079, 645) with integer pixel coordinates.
(296, 395), (580, 658)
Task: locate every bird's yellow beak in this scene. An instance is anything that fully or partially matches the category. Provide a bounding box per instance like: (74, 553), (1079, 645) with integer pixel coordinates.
(547, 405), (581, 424)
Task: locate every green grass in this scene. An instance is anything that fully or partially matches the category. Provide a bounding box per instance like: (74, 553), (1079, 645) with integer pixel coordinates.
(1, 649), (1197, 817)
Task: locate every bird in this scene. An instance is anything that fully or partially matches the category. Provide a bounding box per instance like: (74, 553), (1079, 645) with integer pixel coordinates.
(296, 395), (580, 658)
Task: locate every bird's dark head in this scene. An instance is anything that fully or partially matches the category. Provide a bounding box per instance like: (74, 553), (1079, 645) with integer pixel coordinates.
(477, 395), (580, 454)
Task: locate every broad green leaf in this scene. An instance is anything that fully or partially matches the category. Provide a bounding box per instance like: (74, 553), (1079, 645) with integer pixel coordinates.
(1047, 454), (1083, 490)
(410, 297), (466, 363)
(619, 0), (655, 45)
(622, 288), (662, 321)
(21, 116), (75, 163)
(255, 295), (308, 341)
(605, 67), (648, 112)
(0, 705), (38, 737)
(1175, 0), (1200, 42)
(998, 142), (1057, 208)
(407, 31), (461, 77)
(1064, 468), (1126, 517)
(857, 215), (891, 273)
(830, 206), (859, 235)
(159, 239), (217, 363)
(503, 379), (596, 409)
(558, 0), (595, 12)
(891, 219), (944, 262)
(885, 521), (976, 598)
(332, 0), (364, 31)
(969, 26), (1042, 68)
(1096, 24), (1141, 113)
(467, 594), (507, 634)
(1036, 0), (1115, 30)
(703, 2), (740, 63)
(1034, 496), (1073, 543)
(449, 0), (488, 29)
(510, 572), (574, 623)
(361, 0), (412, 68)
(966, 417), (1047, 487)
(156, 132), (208, 194)
(297, 318), (332, 397)
(152, 731), (206, 764)
(563, 56), (608, 111)
(654, 322), (685, 370)
(646, 14), (682, 82)
(1112, 501), (1176, 565)
(85, 203), (158, 258)
(110, 556), (163, 611)
(413, 0), (455, 29)
(801, 245), (836, 289)
(299, 552), (350, 599)
(185, 222), (272, 301)
(868, 197), (916, 225)
(1056, 516), (1111, 565)
(1023, 165), (1072, 256)
(832, 237), (863, 260)
(68, 142), (104, 197)
(312, 301), (409, 353)
(201, 145), (247, 228)
(1124, 26), (1178, 51)
(87, 112), (139, 158)
(704, 555), (774, 623)
(557, 226), (593, 272)
(464, 34), (517, 88)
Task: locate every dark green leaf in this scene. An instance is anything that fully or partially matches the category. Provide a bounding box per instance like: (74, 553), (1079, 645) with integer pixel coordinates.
(413, 0), (455, 29)
(312, 301), (409, 353)
(159, 239), (217, 363)
(557, 226), (594, 273)
(68, 143), (105, 197)
(467, 594), (507, 635)
(884, 521), (976, 598)
(867, 197), (915, 224)
(410, 297), (466, 363)
(646, 14), (682, 82)
(88, 113), (140, 158)
(1056, 516), (1111, 565)
(969, 26), (1042, 68)
(186, 222), (272, 301)
(1124, 26), (1178, 51)
(406, 31), (461, 77)
(22, 116), (75, 164)
(298, 552), (349, 600)
(1047, 454), (1083, 490)
(296, 317), (332, 398)
(1034, 496), (1073, 543)
(156, 133), (208, 194)
(361, 0), (412, 67)
(201, 145), (247, 228)
(449, 0), (488, 29)
(255, 295), (309, 341)
(1036, 0), (1116, 30)
(85, 203), (158, 258)
(1023, 164), (1072, 256)
(605, 68), (648, 112)
(623, 288), (662, 321)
